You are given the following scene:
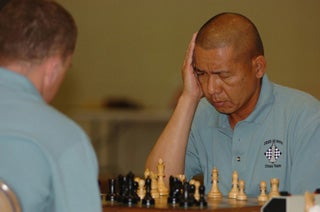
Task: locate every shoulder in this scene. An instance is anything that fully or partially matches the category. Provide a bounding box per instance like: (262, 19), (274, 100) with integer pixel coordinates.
(273, 84), (320, 112)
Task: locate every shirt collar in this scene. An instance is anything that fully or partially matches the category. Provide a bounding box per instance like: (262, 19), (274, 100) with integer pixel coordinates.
(0, 67), (43, 102)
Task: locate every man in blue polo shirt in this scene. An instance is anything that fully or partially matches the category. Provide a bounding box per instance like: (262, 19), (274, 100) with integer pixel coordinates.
(146, 12), (320, 196)
(0, 0), (101, 211)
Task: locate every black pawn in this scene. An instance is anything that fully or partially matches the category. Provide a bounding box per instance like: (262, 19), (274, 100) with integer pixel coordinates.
(123, 172), (139, 205)
(196, 185), (207, 207)
(117, 174), (126, 202)
(188, 184), (196, 205)
(280, 191), (291, 196)
(168, 176), (181, 205)
(142, 177), (155, 206)
(179, 181), (193, 207)
(106, 178), (118, 201)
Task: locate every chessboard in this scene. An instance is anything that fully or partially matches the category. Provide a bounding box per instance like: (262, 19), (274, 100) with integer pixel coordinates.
(100, 159), (263, 212)
(100, 159), (320, 212)
(102, 196), (262, 212)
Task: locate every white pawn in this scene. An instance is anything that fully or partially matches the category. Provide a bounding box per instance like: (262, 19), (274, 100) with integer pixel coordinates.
(268, 178), (280, 198)
(194, 181), (201, 201)
(136, 178), (146, 199)
(257, 180), (268, 202)
(236, 180), (247, 201)
(149, 171), (160, 198)
(207, 167), (222, 199)
(228, 171), (239, 199)
(189, 179), (200, 201)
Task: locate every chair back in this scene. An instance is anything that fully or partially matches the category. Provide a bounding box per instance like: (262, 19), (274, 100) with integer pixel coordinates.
(0, 179), (21, 212)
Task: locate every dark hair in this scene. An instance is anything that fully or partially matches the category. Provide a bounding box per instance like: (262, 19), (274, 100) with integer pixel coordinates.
(0, 0), (77, 65)
(196, 12), (264, 58)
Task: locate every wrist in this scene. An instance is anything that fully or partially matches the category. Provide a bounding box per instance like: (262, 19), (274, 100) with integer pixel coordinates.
(179, 92), (200, 109)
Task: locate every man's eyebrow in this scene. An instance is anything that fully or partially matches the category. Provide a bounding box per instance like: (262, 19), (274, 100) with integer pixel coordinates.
(192, 65), (204, 72)
(193, 66), (228, 74)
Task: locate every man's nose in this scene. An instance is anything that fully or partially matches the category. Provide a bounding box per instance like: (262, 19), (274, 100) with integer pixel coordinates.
(207, 75), (222, 95)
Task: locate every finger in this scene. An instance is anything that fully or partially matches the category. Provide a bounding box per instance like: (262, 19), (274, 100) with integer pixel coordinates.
(183, 32), (197, 68)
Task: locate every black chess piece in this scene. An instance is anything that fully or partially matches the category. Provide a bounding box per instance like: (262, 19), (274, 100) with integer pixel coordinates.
(106, 178), (118, 202)
(168, 176), (181, 205)
(280, 191), (291, 196)
(196, 185), (207, 207)
(133, 180), (141, 202)
(188, 183), (196, 206)
(123, 172), (139, 205)
(179, 181), (194, 207)
(117, 174), (126, 202)
(142, 177), (155, 206)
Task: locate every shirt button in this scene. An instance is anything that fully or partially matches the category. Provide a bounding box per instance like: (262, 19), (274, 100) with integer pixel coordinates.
(236, 156), (241, 162)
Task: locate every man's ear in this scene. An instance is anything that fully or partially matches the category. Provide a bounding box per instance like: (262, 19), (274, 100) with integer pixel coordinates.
(253, 55), (267, 78)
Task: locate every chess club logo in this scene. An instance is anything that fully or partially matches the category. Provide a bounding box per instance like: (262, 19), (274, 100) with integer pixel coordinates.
(263, 139), (283, 168)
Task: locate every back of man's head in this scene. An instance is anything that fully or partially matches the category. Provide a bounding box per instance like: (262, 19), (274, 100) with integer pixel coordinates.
(0, 0), (77, 66)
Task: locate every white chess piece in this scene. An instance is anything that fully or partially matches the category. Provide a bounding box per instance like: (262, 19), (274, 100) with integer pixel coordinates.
(137, 178), (146, 199)
(149, 171), (160, 198)
(189, 179), (200, 201)
(236, 180), (247, 201)
(207, 167), (222, 199)
(228, 171), (239, 199)
(157, 158), (169, 196)
(268, 178), (280, 198)
(257, 180), (268, 202)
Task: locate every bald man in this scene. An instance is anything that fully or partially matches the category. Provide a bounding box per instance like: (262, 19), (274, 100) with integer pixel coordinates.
(145, 13), (320, 196)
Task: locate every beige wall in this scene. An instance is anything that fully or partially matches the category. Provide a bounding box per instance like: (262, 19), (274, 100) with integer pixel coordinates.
(53, 0), (320, 112)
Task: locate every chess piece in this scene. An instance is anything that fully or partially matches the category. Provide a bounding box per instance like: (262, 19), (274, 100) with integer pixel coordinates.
(167, 176), (182, 205)
(136, 178), (146, 200)
(188, 183), (196, 205)
(236, 180), (247, 201)
(142, 177), (155, 206)
(106, 178), (118, 202)
(177, 174), (186, 183)
(157, 158), (169, 196)
(123, 172), (139, 205)
(228, 171), (239, 199)
(190, 179), (200, 201)
(117, 174), (126, 202)
(257, 180), (268, 202)
(196, 185), (207, 207)
(268, 178), (280, 198)
(144, 168), (150, 179)
(305, 191), (315, 212)
(179, 181), (194, 207)
(149, 171), (160, 198)
(207, 167), (222, 199)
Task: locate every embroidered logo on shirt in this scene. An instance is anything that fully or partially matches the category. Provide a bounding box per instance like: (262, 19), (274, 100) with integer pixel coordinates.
(264, 139), (283, 168)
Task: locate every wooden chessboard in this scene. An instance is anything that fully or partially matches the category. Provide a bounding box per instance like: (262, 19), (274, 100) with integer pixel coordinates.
(102, 195), (263, 212)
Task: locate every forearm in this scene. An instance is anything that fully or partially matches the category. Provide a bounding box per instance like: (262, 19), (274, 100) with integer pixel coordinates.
(145, 94), (199, 179)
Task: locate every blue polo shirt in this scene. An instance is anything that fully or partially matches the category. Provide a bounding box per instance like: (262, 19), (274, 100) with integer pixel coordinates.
(185, 74), (320, 196)
(0, 68), (101, 211)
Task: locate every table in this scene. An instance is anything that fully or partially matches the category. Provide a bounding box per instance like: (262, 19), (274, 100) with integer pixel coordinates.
(102, 196), (263, 212)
